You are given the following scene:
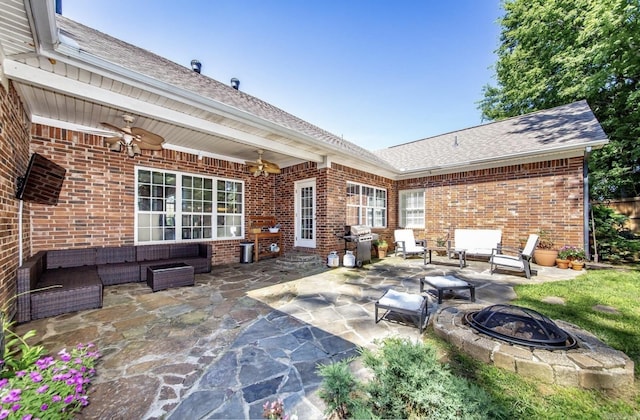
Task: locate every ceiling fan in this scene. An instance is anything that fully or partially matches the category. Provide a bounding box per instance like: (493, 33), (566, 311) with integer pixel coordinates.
(245, 150), (281, 177)
(101, 115), (165, 157)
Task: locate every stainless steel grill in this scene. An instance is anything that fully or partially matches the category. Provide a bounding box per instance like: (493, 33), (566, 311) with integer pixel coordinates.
(343, 225), (376, 265)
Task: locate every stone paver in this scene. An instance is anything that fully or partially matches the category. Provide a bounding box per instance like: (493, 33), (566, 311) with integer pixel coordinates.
(14, 255), (583, 419)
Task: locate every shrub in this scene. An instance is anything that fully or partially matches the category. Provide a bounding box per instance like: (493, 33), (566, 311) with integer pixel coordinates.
(317, 338), (503, 419)
(316, 357), (372, 419)
(591, 204), (640, 264)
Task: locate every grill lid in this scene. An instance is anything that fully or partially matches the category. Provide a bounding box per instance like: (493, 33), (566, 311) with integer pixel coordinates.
(345, 225), (372, 236)
(464, 304), (577, 350)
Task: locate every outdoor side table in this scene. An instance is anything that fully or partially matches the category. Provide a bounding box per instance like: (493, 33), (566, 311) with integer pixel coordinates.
(375, 289), (428, 333)
(147, 262), (194, 292)
(420, 275), (475, 304)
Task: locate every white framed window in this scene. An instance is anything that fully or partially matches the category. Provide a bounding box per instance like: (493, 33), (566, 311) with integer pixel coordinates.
(346, 182), (387, 227)
(399, 189), (425, 228)
(135, 166), (243, 243)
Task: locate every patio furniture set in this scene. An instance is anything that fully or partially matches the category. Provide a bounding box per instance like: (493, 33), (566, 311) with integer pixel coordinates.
(16, 243), (212, 322)
(377, 229), (541, 332)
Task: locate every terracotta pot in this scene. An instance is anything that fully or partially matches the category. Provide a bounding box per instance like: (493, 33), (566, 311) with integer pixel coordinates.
(377, 247), (388, 258)
(571, 261), (584, 271)
(534, 249), (558, 267)
(556, 258), (570, 269)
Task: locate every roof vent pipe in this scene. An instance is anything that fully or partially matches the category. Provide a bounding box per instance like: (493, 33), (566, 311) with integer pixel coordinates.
(191, 60), (202, 73)
(231, 78), (240, 90)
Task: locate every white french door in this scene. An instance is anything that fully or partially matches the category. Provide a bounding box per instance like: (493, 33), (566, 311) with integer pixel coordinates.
(294, 178), (316, 248)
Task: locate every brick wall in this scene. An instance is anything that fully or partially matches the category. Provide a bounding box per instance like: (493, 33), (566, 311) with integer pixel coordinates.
(25, 123), (585, 269)
(0, 82), (32, 317)
(397, 159), (585, 249)
(28, 125), (289, 265)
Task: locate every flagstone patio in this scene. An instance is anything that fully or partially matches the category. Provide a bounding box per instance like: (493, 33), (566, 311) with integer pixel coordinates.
(14, 255), (582, 419)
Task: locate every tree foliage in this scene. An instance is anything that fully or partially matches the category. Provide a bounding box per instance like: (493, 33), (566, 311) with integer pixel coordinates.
(480, 0), (640, 199)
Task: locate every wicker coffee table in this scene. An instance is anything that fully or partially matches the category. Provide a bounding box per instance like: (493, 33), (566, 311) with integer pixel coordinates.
(147, 262), (194, 292)
(420, 275), (475, 304)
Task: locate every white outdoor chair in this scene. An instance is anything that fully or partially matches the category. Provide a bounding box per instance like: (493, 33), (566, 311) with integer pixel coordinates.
(393, 229), (427, 264)
(489, 234), (539, 279)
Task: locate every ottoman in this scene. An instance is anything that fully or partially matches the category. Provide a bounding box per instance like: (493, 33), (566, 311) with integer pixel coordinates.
(375, 289), (428, 333)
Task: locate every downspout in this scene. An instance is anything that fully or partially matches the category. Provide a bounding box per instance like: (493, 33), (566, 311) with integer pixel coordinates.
(584, 146), (591, 260)
(18, 200), (23, 266)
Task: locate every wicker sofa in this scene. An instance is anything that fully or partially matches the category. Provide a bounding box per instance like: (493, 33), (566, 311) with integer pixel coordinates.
(16, 243), (212, 323)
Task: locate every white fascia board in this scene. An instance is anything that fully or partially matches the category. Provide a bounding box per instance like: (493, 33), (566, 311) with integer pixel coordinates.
(4, 59), (323, 163)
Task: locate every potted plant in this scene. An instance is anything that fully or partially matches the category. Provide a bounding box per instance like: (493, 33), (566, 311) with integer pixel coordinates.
(561, 245), (586, 270)
(533, 229), (558, 267)
(434, 235), (449, 256)
(556, 245), (573, 269)
(373, 239), (389, 258)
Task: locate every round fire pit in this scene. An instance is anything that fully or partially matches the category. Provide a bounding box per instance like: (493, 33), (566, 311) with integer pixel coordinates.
(464, 304), (577, 350)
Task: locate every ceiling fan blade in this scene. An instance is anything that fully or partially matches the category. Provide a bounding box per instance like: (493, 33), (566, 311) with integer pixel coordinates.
(131, 127), (164, 145)
(134, 140), (164, 151)
(104, 136), (122, 145)
(262, 159), (281, 173)
(100, 122), (125, 133)
(109, 142), (123, 152)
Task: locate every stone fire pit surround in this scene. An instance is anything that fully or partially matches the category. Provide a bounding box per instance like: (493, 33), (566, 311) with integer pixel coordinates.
(433, 304), (634, 390)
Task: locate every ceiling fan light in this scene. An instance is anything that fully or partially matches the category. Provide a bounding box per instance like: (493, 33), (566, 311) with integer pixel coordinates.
(132, 144), (142, 155)
(263, 171), (269, 178)
(109, 142), (122, 152)
(253, 170), (261, 177)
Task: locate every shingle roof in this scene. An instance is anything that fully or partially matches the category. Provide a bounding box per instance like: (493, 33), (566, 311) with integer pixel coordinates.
(55, 15), (393, 169)
(374, 100), (608, 172)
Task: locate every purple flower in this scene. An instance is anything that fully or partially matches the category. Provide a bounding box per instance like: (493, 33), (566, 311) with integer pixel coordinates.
(52, 395), (62, 402)
(36, 384), (49, 394)
(40, 403), (48, 411)
(15, 371), (26, 377)
(35, 356), (55, 370)
(2, 389), (22, 404)
(30, 371), (43, 382)
(21, 414), (33, 420)
(58, 349), (71, 362)
(0, 379), (8, 388)
(63, 395), (74, 404)
(0, 409), (10, 419)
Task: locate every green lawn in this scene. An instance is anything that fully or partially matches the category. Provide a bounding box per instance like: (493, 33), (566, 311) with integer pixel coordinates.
(424, 269), (640, 419)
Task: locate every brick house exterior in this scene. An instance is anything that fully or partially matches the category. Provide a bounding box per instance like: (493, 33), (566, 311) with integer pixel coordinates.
(0, 2), (606, 318)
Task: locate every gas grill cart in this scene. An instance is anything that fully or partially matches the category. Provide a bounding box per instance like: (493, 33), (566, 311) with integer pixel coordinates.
(342, 225), (378, 266)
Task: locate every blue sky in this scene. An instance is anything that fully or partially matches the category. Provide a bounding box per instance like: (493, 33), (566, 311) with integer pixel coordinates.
(60, 0), (503, 150)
